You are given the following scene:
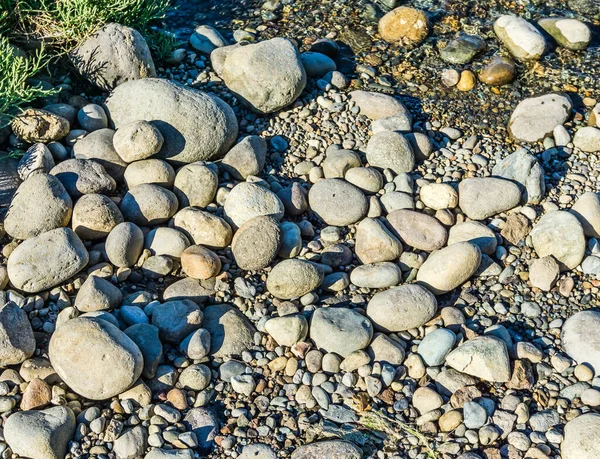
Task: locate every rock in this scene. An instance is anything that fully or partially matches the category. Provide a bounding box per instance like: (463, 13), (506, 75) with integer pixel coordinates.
(310, 307), (373, 358)
(378, 7), (429, 45)
(239, 443), (277, 459)
(529, 256), (560, 291)
(456, 70), (476, 91)
(300, 52), (336, 77)
(530, 211), (585, 271)
(8, 228), (89, 293)
(463, 401), (488, 429)
(355, 218), (403, 264)
(349, 91), (410, 120)
(493, 15), (546, 60)
(479, 56), (516, 86)
(0, 157), (20, 208)
(182, 408), (218, 452)
(266, 259), (323, 299)
(492, 149), (545, 204)
(11, 108), (70, 143)
(366, 131), (415, 174)
(180, 329), (211, 360)
(173, 162), (218, 208)
(291, 440), (362, 459)
(4, 174), (72, 240)
(508, 93), (572, 143)
(440, 34), (486, 64)
(145, 227), (190, 259)
(162, 278), (215, 304)
(113, 120), (164, 163)
(386, 209), (448, 251)
(420, 183), (458, 210)
(277, 182), (308, 216)
(562, 311), (600, 374)
(113, 425), (148, 459)
(106, 222), (144, 268)
(181, 245), (221, 279)
(120, 184), (178, 226)
(18, 143), (55, 180)
(231, 374), (256, 395)
(71, 23), (155, 91)
(73, 128), (128, 181)
(458, 177), (521, 220)
(446, 336), (511, 382)
(0, 302), (35, 367)
(367, 284), (437, 332)
(77, 104), (108, 132)
(221, 136), (267, 180)
(51, 158), (116, 197)
(416, 242), (481, 295)
(224, 182), (284, 229)
(146, 449), (194, 459)
(345, 167), (384, 194)
(418, 328), (456, 367)
(265, 315), (308, 347)
(573, 126), (600, 152)
(232, 216), (282, 270)
(367, 333), (405, 365)
(322, 149), (361, 179)
(501, 213), (531, 245)
(571, 192), (600, 238)
(350, 262), (402, 289)
(413, 386), (443, 414)
(561, 413), (600, 459)
(75, 275), (122, 312)
(189, 25), (228, 54)
(105, 79), (238, 164)
(406, 132), (433, 161)
(216, 38), (306, 114)
(279, 221), (302, 258)
(569, 0), (599, 19)
(371, 114), (412, 134)
(173, 207), (233, 249)
(202, 304), (257, 358)
(4, 406), (76, 459)
(72, 194), (123, 240)
(49, 318), (143, 399)
(151, 300), (203, 344)
(448, 221), (497, 255)
(178, 363), (211, 390)
(20, 378), (52, 410)
(308, 179), (368, 226)
(124, 324), (163, 379)
(538, 18), (591, 50)
(124, 159), (175, 189)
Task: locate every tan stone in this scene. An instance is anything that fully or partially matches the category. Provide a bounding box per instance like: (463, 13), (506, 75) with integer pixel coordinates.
(378, 7), (429, 45)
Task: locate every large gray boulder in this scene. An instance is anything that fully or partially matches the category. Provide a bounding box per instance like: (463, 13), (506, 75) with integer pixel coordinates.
(8, 228), (89, 293)
(508, 93), (572, 143)
(49, 317), (143, 400)
(562, 413), (600, 459)
(562, 310), (600, 374)
(105, 79), (238, 165)
(214, 38), (307, 114)
(70, 23), (156, 91)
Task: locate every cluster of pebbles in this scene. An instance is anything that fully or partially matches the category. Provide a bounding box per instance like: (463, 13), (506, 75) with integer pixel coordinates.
(1, 2), (600, 459)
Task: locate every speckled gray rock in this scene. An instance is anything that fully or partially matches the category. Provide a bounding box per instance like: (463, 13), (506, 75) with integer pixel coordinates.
(265, 315), (308, 347)
(73, 128), (128, 181)
(221, 136), (267, 180)
(17, 143), (55, 180)
(562, 311), (600, 374)
(367, 284), (437, 332)
(120, 184), (178, 226)
(344, 167), (383, 194)
(266, 259), (323, 299)
(113, 120), (164, 163)
(224, 182), (284, 229)
(239, 443), (277, 459)
(113, 425), (148, 459)
(144, 227), (190, 259)
(573, 126), (600, 153)
(371, 114), (412, 134)
(322, 149), (361, 179)
(458, 177), (521, 220)
(8, 228), (89, 293)
(310, 307), (373, 358)
(446, 336), (511, 382)
(232, 216), (282, 271)
(571, 192), (600, 238)
(106, 222), (144, 268)
(123, 159), (175, 189)
(300, 51), (336, 77)
(74, 275), (122, 312)
(72, 193), (124, 240)
(308, 179), (368, 226)
(350, 262), (402, 289)
(173, 207), (233, 249)
(416, 242), (481, 295)
(215, 38), (306, 114)
(5, 406), (76, 459)
(182, 408), (219, 452)
(508, 93), (572, 143)
(172, 162), (218, 209)
(448, 221), (497, 255)
(492, 148), (545, 204)
(4, 174), (72, 240)
(530, 210), (585, 271)
(105, 79), (238, 164)
(151, 300), (203, 344)
(366, 131), (415, 174)
(355, 218), (403, 264)
(291, 440), (363, 459)
(202, 304), (257, 358)
(386, 209), (447, 252)
(49, 318), (143, 399)
(0, 302), (35, 367)
(51, 158), (116, 197)
(561, 413), (600, 459)
(349, 90), (410, 120)
(493, 15), (546, 60)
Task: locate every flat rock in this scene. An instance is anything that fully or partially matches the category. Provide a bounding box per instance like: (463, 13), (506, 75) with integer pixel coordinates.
(561, 413), (600, 459)
(386, 209), (448, 251)
(366, 131), (415, 174)
(508, 93), (572, 143)
(291, 440), (362, 459)
(349, 91), (410, 120)
(492, 148), (545, 204)
(266, 259), (323, 299)
(440, 34), (486, 64)
(446, 336), (511, 382)
(562, 311), (600, 374)
(493, 15), (546, 60)
(308, 179), (368, 226)
(310, 307), (373, 358)
(350, 262), (402, 289)
(458, 177), (521, 220)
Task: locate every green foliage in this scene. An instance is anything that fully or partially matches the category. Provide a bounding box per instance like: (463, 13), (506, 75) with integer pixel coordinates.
(145, 27), (180, 61)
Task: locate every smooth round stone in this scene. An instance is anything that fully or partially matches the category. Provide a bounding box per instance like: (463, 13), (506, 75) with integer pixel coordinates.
(124, 323), (163, 379)
(123, 159), (176, 189)
(418, 328), (456, 366)
(493, 15), (546, 60)
(113, 120), (164, 163)
(180, 329), (211, 360)
(448, 221), (497, 255)
(371, 114), (412, 134)
(378, 6), (429, 45)
(310, 307), (373, 358)
(366, 131), (415, 174)
(72, 194), (123, 240)
(561, 413), (600, 459)
(278, 221), (302, 258)
(181, 245), (221, 280)
(0, 302), (35, 367)
(308, 179), (368, 226)
(573, 126), (600, 153)
(350, 262), (402, 289)
(413, 386), (443, 414)
(349, 90), (410, 121)
(538, 17), (591, 50)
(367, 284), (437, 332)
(264, 315), (309, 347)
(458, 177), (521, 220)
(221, 135), (267, 180)
(322, 149), (361, 179)
(189, 25), (227, 54)
(530, 211), (585, 271)
(120, 184), (178, 226)
(50, 158), (116, 197)
(179, 364), (211, 391)
(320, 244), (353, 267)
(173, 208), (233, 249)
(416, 242), (481, 295)
(464, 401), (488, 429)
(144, 227), (190, 259)
(479, 56), (516, 86)
(49, 318), (143, 400)
(380, 191), (414, 213)
(439, 34), (486, 64)
(420, 183), (458, 210)
(73, 128), (128, 182)
(239, 443), (277, 459)
(232, 216), (282, 270)
(386, 209), (448, 252)
(277, 182), (308, 216)
(291, 440), (362, 459)
(266, 259), (323, 299)
(151, 300), (203, 344)
(300, 51), (336, 78)
(355, 217), (403, 264)
(105, 222), (144, 268)
(571, 192), (600, 238)
(77, 104), (108, 132)
(173, 162), (218, 208)
(562, 311), (600, 375)
(224, 182), (284, 229)
(508, 93), (573, 143)
(406, 132), (434, 161)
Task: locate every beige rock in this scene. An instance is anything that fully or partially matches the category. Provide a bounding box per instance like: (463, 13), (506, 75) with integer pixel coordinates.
(181, 245), (221, 280)
(378, 7), (429, 45)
